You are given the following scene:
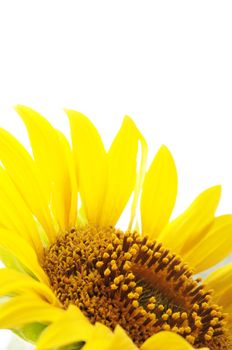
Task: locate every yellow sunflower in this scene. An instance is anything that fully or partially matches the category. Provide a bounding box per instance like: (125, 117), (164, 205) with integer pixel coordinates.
(0, 106), (231, 350)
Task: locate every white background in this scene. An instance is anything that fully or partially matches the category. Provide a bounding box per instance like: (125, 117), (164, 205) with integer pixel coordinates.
(0, 1), (232, 348)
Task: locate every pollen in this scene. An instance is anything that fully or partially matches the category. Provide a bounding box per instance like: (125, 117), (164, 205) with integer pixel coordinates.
(43, 225), (230, 349)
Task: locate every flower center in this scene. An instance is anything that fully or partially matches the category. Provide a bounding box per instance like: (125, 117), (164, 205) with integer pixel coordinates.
(43, 225), (230, 349)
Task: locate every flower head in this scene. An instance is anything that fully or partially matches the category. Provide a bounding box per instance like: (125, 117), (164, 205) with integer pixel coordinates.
(0, 106), (231, 350)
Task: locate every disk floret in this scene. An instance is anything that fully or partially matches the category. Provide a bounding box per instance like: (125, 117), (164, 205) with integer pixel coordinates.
(43, 225), (229, 349)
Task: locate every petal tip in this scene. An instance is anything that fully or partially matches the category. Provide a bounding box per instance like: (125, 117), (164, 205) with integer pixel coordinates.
(15, 104), (33, 114)
(208, 184), (222, 199)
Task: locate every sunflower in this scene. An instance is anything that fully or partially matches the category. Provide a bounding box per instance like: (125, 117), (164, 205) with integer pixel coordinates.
(0, 106), (231, 350)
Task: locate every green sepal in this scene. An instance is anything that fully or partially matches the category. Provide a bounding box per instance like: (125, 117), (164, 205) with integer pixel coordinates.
(13, 322), (48, 344)
(0, 247), (43, 282)
(58, 342), (85, 350)
(0, 247), (27, 274)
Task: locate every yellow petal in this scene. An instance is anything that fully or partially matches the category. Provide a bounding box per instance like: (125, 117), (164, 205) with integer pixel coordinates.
(0, 127), (55, 242)
(82, 323), (113, 350)
(56, 131), (78, 228)
(159, 186), (221, 254)
(0, 228), (49, 284)
(82, 324), (137, 350)
(36, 305), (93, 350)
(103, 325), (138, 350)
(184, 215), (232, 272)
(67, 110), (107, 224)
(128, 124), (148, 230)
(0, 167), (44, 258)
(0, 268), (59, 306)
(0, 295), (63, 329)
(204, 263), (232, 312)
(141, 331), (208, 350)
(99, 117), (139, 226)
(16, 105), (77, 231)
(141, 146), (178, 239)
(37, 305), (124, 350)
